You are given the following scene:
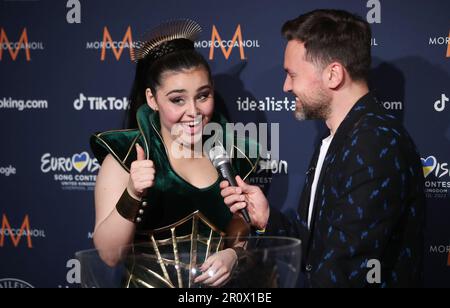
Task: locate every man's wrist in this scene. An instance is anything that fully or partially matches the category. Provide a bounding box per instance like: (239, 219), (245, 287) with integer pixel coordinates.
(256, 206), (270, 233)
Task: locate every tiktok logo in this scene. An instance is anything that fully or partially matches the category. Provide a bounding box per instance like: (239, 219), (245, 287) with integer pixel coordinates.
(434, 93), (449, 112)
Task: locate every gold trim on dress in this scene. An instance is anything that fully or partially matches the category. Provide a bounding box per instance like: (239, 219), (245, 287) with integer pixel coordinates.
(93, 129), (137, 172)
(124, 211), (226, 288)
(123, 134), (140, 164)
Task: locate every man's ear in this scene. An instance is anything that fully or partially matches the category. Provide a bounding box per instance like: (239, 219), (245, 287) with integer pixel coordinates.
(324, 62), (345, 90)
(145, 88), (158, 111)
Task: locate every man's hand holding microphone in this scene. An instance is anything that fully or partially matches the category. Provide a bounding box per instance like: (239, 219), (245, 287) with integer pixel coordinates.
(220, 175), (270, 231)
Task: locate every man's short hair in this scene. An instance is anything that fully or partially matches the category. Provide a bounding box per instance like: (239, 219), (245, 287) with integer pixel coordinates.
(282, 9), (372, 82)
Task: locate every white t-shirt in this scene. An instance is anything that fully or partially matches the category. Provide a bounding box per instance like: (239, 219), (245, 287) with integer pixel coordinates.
(308, 134), (334, 229)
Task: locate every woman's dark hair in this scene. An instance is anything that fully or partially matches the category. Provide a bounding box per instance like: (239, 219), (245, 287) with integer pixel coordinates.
(282, 9), (372, 82)
(126, 48), (212, 129)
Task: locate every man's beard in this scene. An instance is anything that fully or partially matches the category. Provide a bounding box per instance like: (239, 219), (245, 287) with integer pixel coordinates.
(295, 87), (331, 121)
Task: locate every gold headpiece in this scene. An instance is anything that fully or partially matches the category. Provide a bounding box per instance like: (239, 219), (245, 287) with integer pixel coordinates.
(132, 19), (202, 63)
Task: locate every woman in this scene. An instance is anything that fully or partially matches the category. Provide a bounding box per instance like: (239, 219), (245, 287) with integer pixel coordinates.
(90, 20), (258, 288)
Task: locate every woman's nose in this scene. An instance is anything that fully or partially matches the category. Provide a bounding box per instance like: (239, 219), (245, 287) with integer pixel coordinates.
(186, 101), (199, 117)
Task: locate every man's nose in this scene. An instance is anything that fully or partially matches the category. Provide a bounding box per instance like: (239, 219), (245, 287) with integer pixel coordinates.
(283, 75), (292, 93)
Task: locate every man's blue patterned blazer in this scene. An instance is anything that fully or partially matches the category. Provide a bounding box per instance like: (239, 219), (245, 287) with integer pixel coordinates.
(266, 93), (425, 288)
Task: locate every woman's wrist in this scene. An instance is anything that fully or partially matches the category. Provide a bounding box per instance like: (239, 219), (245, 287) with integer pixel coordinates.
(116, 189), (146, 223)
(126, 184), (142, 201)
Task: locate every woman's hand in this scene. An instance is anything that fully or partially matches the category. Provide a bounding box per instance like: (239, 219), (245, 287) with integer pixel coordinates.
(194, 248), (238, 287)
(127, 143), (155, 200)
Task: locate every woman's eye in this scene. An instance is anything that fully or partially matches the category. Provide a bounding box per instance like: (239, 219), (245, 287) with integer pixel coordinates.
(197, 92), (210, 102)
(170, 97), (185, 104)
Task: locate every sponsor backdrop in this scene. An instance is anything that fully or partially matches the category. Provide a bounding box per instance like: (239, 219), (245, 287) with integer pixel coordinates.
(0, 0), (449, 288)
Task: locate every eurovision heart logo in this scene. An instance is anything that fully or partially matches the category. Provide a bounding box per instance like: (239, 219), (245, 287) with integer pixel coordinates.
(72, 152), (89, 173)
(421, 156), (437, 178)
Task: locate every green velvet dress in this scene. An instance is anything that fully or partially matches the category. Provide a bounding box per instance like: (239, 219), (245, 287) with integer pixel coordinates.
(90, 104), (259, 240)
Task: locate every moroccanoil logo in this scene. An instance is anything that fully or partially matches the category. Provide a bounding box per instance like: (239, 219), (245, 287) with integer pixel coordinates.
(195, 25), (261, 60)
(448, 31), (450, 58)
(429, 245), (450, 266)
(428, 31), (450, 58)
(0, 215), (46, 248)
(86, 26), (136, 61)
(0, 28), (44, 61)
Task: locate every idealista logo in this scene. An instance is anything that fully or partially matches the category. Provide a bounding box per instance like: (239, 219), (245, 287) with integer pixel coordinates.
(428, 31), (450, 58)
(41, 152), (99, 191)
(74, 93), (129, 111)
(0, 214), (46, 249)
(0, 28), (44, 61)
(194, 25), (261, 60)
(434, 93), (449, 112)
(86, 26), (136, 61)
(421, 155), (450, 199)
(0, 278), (34, 288)
(237, 97), (296, 112)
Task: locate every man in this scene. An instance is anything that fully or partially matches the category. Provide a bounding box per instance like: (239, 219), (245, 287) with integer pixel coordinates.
(220, 9), (425, 288)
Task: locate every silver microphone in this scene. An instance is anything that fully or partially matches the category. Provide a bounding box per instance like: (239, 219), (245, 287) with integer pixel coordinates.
(209, 146), (251, 224)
